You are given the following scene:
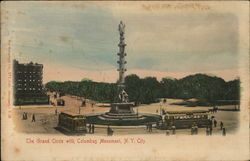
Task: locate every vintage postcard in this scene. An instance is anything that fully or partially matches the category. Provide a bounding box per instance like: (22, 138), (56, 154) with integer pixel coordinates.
(1, 1), (249, 161)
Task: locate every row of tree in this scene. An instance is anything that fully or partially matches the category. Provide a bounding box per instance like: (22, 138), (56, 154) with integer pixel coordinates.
(45, 73), (240, 105)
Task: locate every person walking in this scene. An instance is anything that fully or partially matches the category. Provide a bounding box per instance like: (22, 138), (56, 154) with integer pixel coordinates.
(88, 124), (92, 133)
(55, 109), (58, 115)
(32, 114), (36, 122)
(220, 121), (224, 130)
(195, 125), (198, 135)
(214, 119), (217, 127)
(222, 128), (226, 136)
(107, 126), (113, 136)
(149, 123), (152, 132)
(172, 125), (176, 135)
(146, 123), (149, 131)
(206, 127), (210, 136)
(209, 126), (213, 136)
(25, 112), (28, 120)
(22, 112), (26, 120)
(191, 126), (194, 135)
(91, 124), (95, 134)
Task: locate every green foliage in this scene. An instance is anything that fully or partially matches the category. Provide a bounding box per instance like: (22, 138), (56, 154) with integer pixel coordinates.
(45, 74), (240, 105)
(81, 78), (93, 82)
(125, 75), (161, 104)
(45, 81), (118, 103)
(159, 74), (240, 105)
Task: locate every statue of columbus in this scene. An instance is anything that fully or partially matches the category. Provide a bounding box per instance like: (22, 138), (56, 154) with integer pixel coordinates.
(118, 21), (125, 35)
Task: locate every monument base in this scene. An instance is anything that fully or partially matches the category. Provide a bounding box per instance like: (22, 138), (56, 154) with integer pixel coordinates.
(99, 102), (145, 121)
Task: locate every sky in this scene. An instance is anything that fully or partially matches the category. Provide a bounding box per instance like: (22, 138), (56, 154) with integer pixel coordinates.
(4, 2), (240, 82)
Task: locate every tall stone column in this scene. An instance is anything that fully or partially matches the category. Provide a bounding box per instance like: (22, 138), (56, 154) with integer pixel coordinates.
(117, 21), (127, 90)
(117, 21), (128, 103)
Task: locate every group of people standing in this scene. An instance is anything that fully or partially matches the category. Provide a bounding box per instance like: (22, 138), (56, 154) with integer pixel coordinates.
(206, 117), (226, 136)
(88, 124), (95, 134)
(165, 125), (176, 135)
(146, 123), (153, 132)
(22, 112), (36, 122)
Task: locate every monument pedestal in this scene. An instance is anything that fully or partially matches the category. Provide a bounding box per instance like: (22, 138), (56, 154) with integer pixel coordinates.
(109, 103), (134, 113)
(99, 102), (145, 121)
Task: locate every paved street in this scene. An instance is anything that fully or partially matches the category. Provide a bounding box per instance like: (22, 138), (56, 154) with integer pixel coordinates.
(13, 95), (239, 136)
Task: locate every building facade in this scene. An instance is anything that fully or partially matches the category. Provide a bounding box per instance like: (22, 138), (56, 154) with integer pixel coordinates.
(13, 60), (48, 105)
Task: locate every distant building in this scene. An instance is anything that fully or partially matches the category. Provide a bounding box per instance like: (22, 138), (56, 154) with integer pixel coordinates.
(13, 60), (49, 105)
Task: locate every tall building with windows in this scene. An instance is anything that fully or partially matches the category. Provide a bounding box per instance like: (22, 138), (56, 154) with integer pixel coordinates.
(13, 60), (48, 105)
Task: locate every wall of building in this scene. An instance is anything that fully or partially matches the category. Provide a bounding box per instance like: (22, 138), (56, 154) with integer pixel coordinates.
(13, 60), (49, 105)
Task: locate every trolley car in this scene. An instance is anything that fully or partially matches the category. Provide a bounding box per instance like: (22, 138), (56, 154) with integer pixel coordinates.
(158, 110), (211, 130)
(58, 111), (87, 134)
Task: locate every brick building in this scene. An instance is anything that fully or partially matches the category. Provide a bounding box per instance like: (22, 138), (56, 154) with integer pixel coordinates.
(13, 60), (49, 105)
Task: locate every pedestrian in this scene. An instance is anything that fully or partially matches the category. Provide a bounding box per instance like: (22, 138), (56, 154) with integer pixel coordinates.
(220, 121), (224, 130)
(209, 119), (213, 127)
(91, 124), (95, 134)
(163, 98), (167, 104)
(213, 119), (217, 127)
(191, 126), (194, 135)
(156, 109), (158, 113)
(166, 129), (170, 136)
(22, 112), (25, 120)
(195, 125), (198, 135)
(214, 106), (217, 113)
(88, 124), (92, 133)
(107, 126), (113, 136)
(172, 125), (176, 135)
(25, 112), (28, 120)
(82, 100), (86, 107)
(149, 123), (152, 132)
(55, 109), (58, 115)
(146, 123), (149, 131)
(222, 128), (226, 136)
(206, 127), (210, 136)
(209, 126), (213, 135)
(32, 114), (35, 122)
